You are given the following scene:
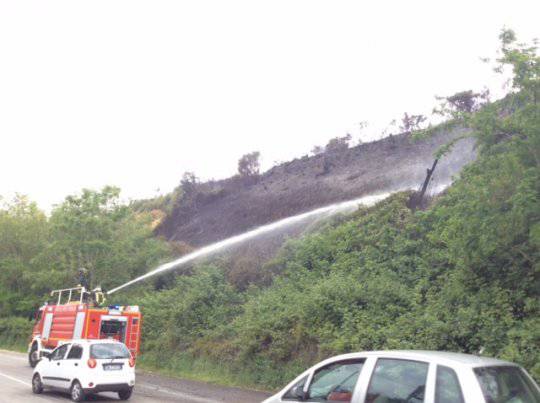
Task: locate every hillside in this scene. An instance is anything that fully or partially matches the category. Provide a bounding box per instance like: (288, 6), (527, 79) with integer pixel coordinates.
(157, 128), (476, 247)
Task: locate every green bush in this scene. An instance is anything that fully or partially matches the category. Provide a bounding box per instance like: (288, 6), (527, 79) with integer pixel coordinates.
(0, 317), (33, 351)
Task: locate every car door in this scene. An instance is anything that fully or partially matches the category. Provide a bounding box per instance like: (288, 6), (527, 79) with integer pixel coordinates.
(64, 344), (84, 385)
(42, 344), (70, 389)
(280, 359), (366, 402)
(362, 357), (431, 403)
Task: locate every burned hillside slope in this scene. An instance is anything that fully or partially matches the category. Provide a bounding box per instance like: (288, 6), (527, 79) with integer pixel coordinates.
(158, 129), (476, 247)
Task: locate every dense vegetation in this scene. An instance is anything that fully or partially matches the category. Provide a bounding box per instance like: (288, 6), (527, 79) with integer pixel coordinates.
(0, 30), (538, 389)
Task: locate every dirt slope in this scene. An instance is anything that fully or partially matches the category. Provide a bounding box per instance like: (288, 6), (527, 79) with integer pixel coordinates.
(157, 129), (475, 247)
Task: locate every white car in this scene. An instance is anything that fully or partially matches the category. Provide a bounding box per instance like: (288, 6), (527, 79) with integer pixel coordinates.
(31, 339), (136, 401)
(263, 350), (540, 403)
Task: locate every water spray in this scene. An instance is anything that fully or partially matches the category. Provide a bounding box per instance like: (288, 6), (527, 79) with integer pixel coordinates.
(107, 191), (394, 295)
(106, 130), (477, 294)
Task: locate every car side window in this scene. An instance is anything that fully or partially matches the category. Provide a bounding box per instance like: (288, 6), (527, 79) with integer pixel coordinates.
(366, 358), (429, 403)
(282, 375), (308, 400)
(66, 344), (83, 360)
(51, 344), (70, 361)
(474, 366), (540, 403)
(435, 365), (464, 403)
(307, 359), (365, 402)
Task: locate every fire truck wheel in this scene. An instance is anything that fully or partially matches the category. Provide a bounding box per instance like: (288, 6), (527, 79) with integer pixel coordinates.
(118, 388), (133, 400)
(28, 344), (39, 368)
(32, 373), (43, 394)
(70, 380), (85, 402)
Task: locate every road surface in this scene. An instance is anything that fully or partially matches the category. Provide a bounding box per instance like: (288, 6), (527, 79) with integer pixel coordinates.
(0, 350), (271, 403)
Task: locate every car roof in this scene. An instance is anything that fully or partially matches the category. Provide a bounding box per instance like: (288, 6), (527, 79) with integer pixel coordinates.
(323, 350), (516, 369)
(67, 339), (126, 346)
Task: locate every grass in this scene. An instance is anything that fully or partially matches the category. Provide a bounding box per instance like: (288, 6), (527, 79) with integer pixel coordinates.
(0, 340), (28, 354)
(0, 317), (33, 354)
(137, 351), (292, 392)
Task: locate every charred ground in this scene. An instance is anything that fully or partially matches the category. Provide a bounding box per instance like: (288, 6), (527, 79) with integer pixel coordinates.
(156, 128), (476, 248)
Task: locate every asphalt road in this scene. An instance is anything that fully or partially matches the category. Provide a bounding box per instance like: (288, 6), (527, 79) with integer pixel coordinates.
(0, 350), (271, 403)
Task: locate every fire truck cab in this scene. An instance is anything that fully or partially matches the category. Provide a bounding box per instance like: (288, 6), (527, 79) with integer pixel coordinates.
(28, 287), (141, 368)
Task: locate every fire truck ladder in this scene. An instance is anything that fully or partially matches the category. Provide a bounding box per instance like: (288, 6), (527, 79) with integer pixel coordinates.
(128, 319), (139, 354)
(50, 286), (106, 305)
(50, 286), (87, 305)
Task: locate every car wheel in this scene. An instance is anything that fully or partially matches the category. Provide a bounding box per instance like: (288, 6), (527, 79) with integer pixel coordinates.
(32, 373), (43, 394)
(70, 380), (85, 402)
(118, 388), (133, 400)
(28, 344), (39, 368)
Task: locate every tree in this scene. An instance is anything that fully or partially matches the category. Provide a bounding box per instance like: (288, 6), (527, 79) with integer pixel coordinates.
(180, 172), (199, 195)
(0, 195), (49, 317)
(399, 112), (427, 135)
(45, 186), (170, 291)
(238, 151), (261, 177)
(311, 145), (324, 155)
(434, 90), (490, 118)
(433, 28), (538, 155)
(325, 134), (352, 153)
(448, 90), (477, 113)
(496, 29), (539, 106)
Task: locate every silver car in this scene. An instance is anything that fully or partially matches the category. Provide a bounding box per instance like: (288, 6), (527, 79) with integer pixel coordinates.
(262, 350), (540, 403)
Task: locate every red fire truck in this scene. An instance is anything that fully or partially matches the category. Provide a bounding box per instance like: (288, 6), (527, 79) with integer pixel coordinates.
(28, 286), (142, 367)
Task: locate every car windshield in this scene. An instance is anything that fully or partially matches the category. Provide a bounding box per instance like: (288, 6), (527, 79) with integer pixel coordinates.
(474, 366), (540, 403)
(90, 343), (130, 359)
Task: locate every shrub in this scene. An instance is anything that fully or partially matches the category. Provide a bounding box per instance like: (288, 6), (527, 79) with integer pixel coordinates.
(0, 317), (33, 351)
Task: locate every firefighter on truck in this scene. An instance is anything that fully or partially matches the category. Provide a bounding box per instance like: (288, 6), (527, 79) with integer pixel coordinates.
(28, 269), (142, 368)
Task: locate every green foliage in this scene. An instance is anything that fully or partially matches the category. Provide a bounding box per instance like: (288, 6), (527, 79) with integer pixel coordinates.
(45, 186), (170, 290)
(139, 266), (243, 353)
(130, 188), (182, 216)
(0, 196), (49, 316)
(0, 187), (171, 318)
(0, 317), (33, 351)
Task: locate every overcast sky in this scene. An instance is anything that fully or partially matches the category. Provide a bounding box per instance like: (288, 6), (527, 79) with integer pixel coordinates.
(0, 1), (538, 211)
